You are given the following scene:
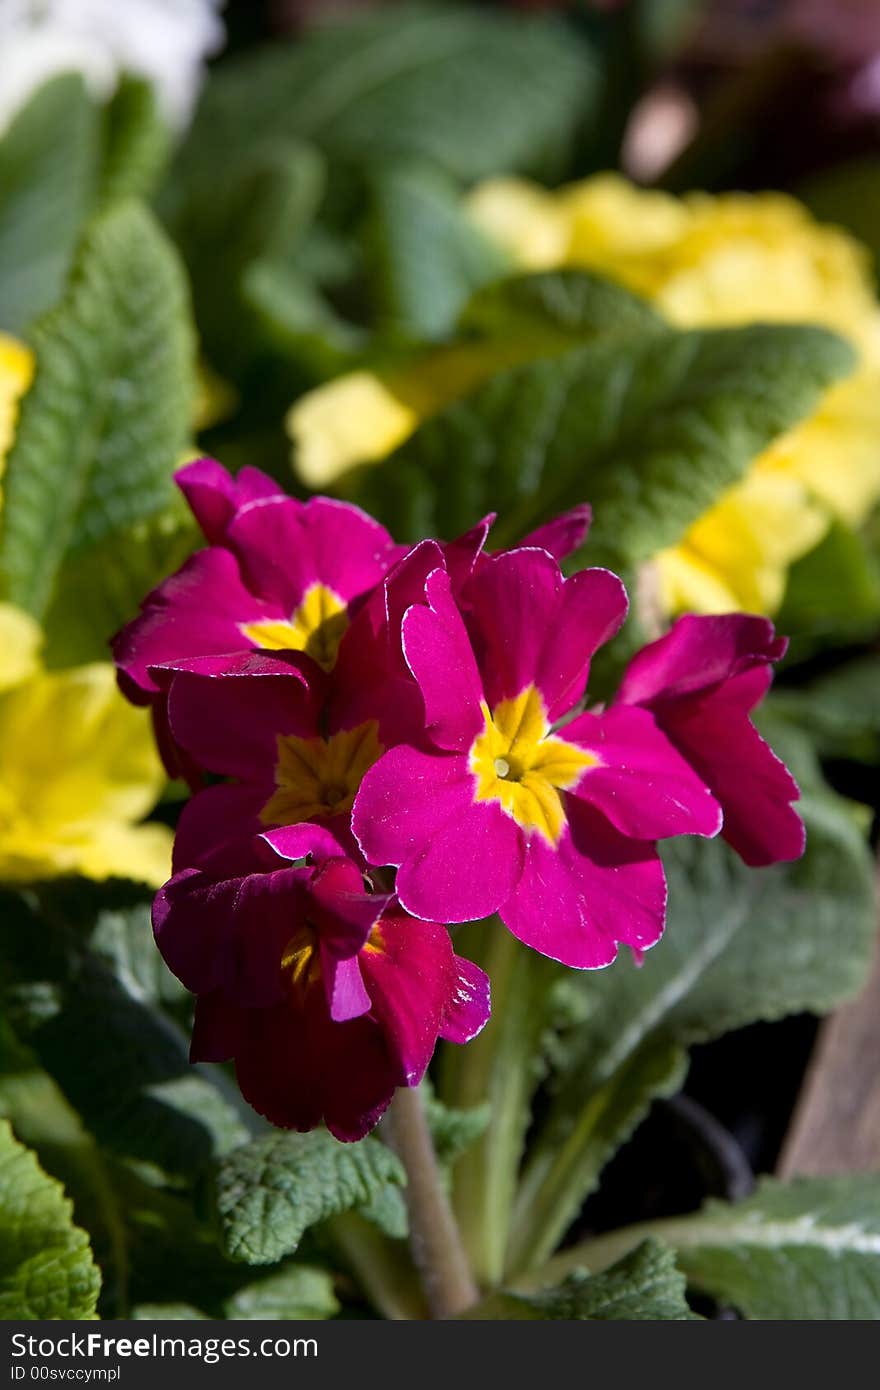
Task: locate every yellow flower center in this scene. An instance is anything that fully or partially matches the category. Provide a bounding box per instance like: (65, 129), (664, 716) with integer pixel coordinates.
(242, 582), (349, 672)
(260, 720), (383, 828)
(280, 922), (321, 993)
(469, 686), (596, 844)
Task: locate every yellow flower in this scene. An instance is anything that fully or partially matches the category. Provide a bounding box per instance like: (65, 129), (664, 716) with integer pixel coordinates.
(468, 175), (880, 614)
(0, 608), (171, 886)
(0, 332), (34, 476)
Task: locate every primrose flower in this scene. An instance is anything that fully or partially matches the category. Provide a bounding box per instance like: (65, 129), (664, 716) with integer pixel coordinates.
(113, 458), (401, 775)
(616, 614), (805, 867)
(353, 550), (724, 968)
(153, 823), (490, 1140)
(0, 609), (171, 885)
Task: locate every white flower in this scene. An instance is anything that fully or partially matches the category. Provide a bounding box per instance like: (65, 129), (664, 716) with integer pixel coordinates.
(0, 0), (226, 132)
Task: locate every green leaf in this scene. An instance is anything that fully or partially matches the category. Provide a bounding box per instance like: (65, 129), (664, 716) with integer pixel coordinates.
(778, 520), (880, 637)
(0, 1119), (101, 1319)
(508, 775), (875, 1276)
(0, 199), (195, 619)
(769, 660), (880, 764)
(555, 1177), (880, 1319)
(0, 886), (250, 1180)
(460, 268), (663, 347)
(177, 139), (325, 377)
(242, 259), (365, 379)
(469, 1240), (697, 1320)
(423, 1086), (490, 1170)
(0, 1026), (130, 1318)
(0, 75), (99, 334)
(506, 1039), (687, 1276)
(40, 502), (199, 669)
(365, 160), (509, 341)
(350, 323), (854, 564)
(99, 76), (173, 205)
(175, 5), (595, 188)
(223, 1265), (339, 1321)
(214, 1130), (406, 1265)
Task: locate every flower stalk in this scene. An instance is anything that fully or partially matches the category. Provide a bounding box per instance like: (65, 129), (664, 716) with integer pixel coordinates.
(383, 1084), (479, 1319)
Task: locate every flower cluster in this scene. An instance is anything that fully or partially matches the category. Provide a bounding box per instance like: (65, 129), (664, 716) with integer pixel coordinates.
(115, 460), (804, 1140)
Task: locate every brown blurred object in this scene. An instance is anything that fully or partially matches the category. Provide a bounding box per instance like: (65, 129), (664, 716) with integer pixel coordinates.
(778, 874), (880, 1178)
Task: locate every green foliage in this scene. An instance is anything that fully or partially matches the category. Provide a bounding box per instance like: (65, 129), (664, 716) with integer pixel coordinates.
(502, 762), (875, 1277)
(506, 1039), (687, 1276)
(350, 322), (853, 563)
(175, 5), (595, 189)
(0, 200), (196, 621)
(460, 268), (663, 346)
(0, 1119), (101, 1319)
(778, 520), (880, 638)
(365, 160), (509, 341)
(40, 502), (199, 668)
(569, 1177), (880, 1320)
(469, 1240), (697, 1320)
(0, 76), (99, 335)
(98, 76), (173, 206)
(214, 1130), (406, 1265)
(0, 886), (249, 1181)
(770, 660), (880, 764)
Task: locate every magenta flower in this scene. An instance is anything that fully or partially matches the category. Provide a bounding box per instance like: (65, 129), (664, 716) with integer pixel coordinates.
(615, 614), (805, 866)
(352, 549), (724, 969)
(153, 823), (489, 1140)
(112, 459), (400, 774)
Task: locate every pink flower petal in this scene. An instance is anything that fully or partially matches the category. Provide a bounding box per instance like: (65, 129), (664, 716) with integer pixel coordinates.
(500, 800), (667, 968)
(616, 613), (786, 707)
(112, 547), (280, 701)
(164, 653), (318, 781)
(520, 504), (592, 562)
(353, 745), (523, 923)
(565, 706), (723, 840)
(464, 548), (628, 720)
(176, 457), (284, 544)
(439, 954), (492, 1044)
(402, 568), (484, 751)
(359, 911), (461, 1084)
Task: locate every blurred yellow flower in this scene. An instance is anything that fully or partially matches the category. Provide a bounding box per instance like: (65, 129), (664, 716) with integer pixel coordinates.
(0, 332), (34, 475)
(0, 608), (171, 885)
(467, 174), (880, 614)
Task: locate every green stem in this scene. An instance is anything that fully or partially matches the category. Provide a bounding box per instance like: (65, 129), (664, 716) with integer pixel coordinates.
(328, 1212), (427, 1321)
(439, 921), (559, 1286)
(383, 1085), (478, 1318)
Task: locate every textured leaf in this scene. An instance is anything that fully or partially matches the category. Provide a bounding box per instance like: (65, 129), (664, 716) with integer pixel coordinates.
(0, 887), (250, 1179)
(40, 503), (199, 669)
(562, 1178), (880, 1320)
(223, 1265), (339, 1320)
(175, 5), (595, 188)
(469, 1240), (697, 1320)
(0, 1119), (100, 1319)
(350, 324), (854, 565)
(460, 269), (663, 346)
(0, 75), (99, 334)
(0, 200), (195, 618)
(214, 1130), (406, 1265)
(0, 1026), (130, 1318)
(423, 1086), (490, 1170)
(365, 160), (509, 340)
